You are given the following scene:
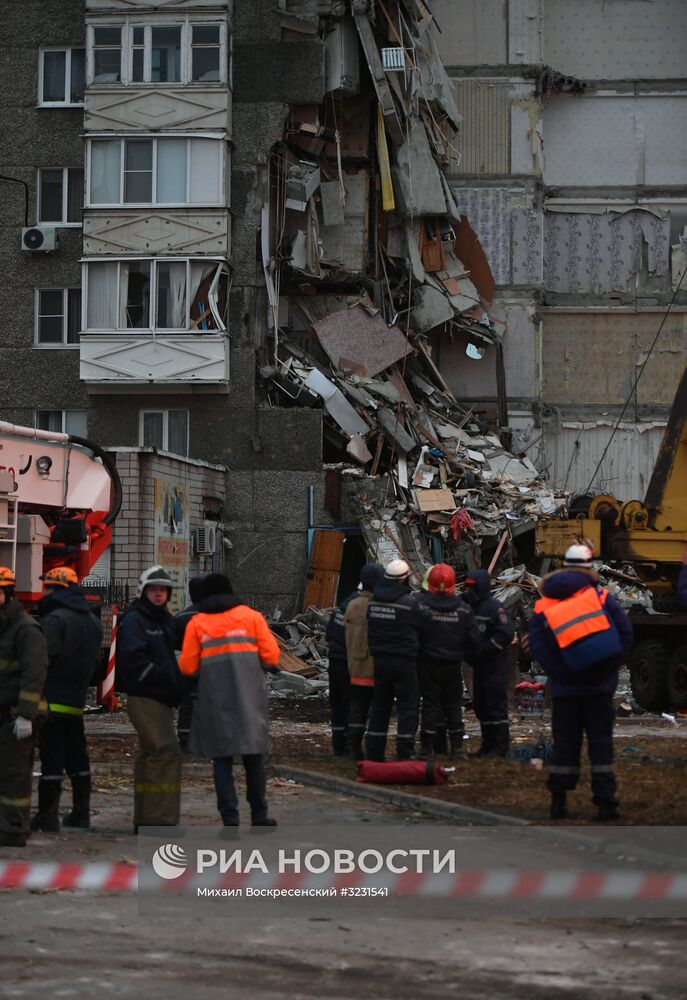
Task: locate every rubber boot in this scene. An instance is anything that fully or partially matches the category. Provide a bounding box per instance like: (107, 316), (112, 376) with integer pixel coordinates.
(0, 831), (27, 847)
(331, 731), (348, 757)
(448, 733), (467, 761)
(418, 731), (434, 759)
(62, 774), (91, 829)
(596, 801), (620, 822)
(30, 779), (62, 832)
(365, 733), (386, 762)
(550, 790), (567, 821)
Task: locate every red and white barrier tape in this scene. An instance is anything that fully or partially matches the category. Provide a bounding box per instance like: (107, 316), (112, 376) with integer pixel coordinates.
(1, 862), (687, 899)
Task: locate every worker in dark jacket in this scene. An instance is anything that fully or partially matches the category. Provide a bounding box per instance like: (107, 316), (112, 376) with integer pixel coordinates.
(343, 563), (385, 759)
(116, 565), (183, 830)
(173, 573), (207, 752)
(463, 569), (515, 757)
(31, 567), (102, 832)
(415, 563), (478, 759)
(325, 584), (359, 755)
(365, 560), (432, 761)
(0, 567), (48, 847)
(528, 544), (633, 821)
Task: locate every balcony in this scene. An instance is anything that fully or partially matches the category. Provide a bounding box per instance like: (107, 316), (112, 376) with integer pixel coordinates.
(80, 333), (229, 392)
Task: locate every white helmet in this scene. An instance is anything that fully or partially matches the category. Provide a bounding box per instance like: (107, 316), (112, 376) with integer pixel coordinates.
(137, 565), (175, 596)
(385, 559), (410, 580)
(563, 543), (594, 568)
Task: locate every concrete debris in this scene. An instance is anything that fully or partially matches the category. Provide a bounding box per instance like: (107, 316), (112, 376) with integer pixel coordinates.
(259, 1), (572, 581)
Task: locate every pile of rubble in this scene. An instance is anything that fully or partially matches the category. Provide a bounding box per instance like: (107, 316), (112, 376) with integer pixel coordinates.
(258, 1), (563, 581)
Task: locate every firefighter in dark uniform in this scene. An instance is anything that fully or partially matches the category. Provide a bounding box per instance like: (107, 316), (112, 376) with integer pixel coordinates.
(325, 583), (359, 755)
(31, 567), (102, 832)
(0, 566), (48, 847)
(463, 569), (514, 757)
(415, 563), (479, 759)
(365, 559), (432, 761)
(528, 543), (633, 821)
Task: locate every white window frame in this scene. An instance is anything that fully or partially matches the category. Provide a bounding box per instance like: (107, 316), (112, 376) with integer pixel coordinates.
(85, 135), (224, 208)
(90, 24), (123, 84)
(37, 167), (84, 226)
(34, 410), (89, 436)
(86, 17), (227, 86)
(139, 409), (189, 456)
(82, 257), (228, 333)
(34, 288), (82, 348)
(38, 47), (85, 106)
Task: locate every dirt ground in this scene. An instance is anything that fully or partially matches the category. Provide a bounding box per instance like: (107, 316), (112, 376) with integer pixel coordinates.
(269, 697), (687, 824)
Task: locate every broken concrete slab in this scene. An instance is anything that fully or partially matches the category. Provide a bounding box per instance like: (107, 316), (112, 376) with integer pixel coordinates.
(314, 305), (411, 377)
(412, 284), (454, 332)
(393, 123), (448, 217)
(304, 368), (371, 437)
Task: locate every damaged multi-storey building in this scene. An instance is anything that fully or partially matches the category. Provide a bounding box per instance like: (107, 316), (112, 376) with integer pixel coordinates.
(1, 0), (686, 613)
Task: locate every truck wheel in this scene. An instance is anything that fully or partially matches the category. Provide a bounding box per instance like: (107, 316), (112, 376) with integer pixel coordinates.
(629, 640), (670, 713)
(667, 645), (687, 711)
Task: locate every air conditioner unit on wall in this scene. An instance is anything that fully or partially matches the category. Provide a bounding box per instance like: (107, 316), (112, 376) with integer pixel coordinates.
(195, 523), (217, 556)
(22, 227), (56, 252)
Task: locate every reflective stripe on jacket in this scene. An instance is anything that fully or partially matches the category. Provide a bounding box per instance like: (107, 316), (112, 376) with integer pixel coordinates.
(534, 587), (610, 650)
(179, 602), (279, 758)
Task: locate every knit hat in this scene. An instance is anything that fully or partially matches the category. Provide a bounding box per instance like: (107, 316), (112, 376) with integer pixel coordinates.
(359, 563), (385, 591)
(199, 573), (234, 600)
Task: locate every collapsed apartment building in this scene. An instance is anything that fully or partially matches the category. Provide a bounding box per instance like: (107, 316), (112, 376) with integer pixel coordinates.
(1, 0), (686, 613)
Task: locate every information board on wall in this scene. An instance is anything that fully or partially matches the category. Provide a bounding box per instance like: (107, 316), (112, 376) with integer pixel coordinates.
(153, 478), (190, 613)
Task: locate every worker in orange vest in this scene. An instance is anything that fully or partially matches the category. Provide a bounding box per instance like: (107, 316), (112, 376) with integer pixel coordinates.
(528, 544), (633, 821)
(179, 573), (281, 827)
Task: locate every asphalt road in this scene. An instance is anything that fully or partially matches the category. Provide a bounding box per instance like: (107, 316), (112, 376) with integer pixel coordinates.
(0, 717), (685, 999)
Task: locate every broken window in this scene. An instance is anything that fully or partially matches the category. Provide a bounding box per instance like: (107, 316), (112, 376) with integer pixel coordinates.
(88, 137), (222, 206)
(84, 259), (228, 333)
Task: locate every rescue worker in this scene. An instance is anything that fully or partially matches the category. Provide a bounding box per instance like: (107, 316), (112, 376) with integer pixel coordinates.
(342, 563), (385, 759)
(528, 543), (633, 821)
(415, 563), (478, 759)
(463, 569), (514, 757)
(116, 566), (183, 831)
(365, 559), (432, 761)
(173, 573), (207, 752)
(0, 567), (48, 847)
(677, 551), (687, 609)
(31, 567), (102, 832)
(325, 583), (359, 756)
(179, 573), (281, 827)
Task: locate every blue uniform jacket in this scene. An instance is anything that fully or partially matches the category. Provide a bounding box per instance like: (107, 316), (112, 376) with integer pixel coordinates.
(528, 570), (633, 698)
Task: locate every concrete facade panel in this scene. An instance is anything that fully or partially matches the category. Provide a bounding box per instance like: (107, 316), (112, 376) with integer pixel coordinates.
(430, 1), (507, 68)
(544, 0), (687, 81)
(85, 87), (230, 132)
(541, 311), (687, 407)
(82, 210), (229, 255)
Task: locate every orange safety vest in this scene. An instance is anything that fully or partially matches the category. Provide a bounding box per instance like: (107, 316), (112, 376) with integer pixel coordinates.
(534, 586), (610, 650)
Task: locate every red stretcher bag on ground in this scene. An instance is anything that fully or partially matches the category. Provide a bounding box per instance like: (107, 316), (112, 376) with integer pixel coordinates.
(356, 760), (449, 785)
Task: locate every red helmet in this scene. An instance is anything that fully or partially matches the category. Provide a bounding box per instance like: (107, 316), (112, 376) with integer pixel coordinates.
(427, 563), (456, 594)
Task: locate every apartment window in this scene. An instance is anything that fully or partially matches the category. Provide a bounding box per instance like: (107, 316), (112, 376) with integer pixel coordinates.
(191, 25), (220, 82)
(92, 26), (122, 83)
(88, 137), (222, 206)
(87, 21), (226, 85)
(35, 410), (88, 437)
(39, 48), (85, 105)
(36, 289), (82, 345)
(140, 409), (189, 456)
(38, 168), (83, 224)
(84, 259), (227, 332)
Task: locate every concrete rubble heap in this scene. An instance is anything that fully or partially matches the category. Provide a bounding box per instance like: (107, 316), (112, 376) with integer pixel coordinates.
(259, 0), (562, 582)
